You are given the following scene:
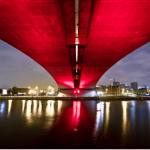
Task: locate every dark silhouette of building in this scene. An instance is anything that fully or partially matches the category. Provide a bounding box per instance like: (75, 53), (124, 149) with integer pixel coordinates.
(11, 87), (29, 96)
(113, 80), (120, 86)
(107, 85), (122, 96)
(137, 87), (148, 96)
(131, 82), (138, 90)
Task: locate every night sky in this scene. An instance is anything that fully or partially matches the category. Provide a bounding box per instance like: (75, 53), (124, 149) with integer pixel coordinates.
(0, 40), (149, 88)
(0, 40), (57, 89)
(98, 42), (150, 87)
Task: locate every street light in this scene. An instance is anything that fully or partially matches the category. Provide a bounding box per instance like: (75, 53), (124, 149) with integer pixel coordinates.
(48, 85), (53, 90)
(47, 85), (55, 96)
(35, 86), (38, 90)
(27, 86), (31, 89)
(35, 86), (39, 96)
(122, 88), (125, 95)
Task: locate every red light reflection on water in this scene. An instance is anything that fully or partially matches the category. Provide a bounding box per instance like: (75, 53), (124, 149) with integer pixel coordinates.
(71, 101), (81, 131)
(52, 100), (92, 134)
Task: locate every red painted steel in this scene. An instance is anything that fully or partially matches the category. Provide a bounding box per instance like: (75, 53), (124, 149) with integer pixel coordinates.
(0, 0), (150, 88)
(80, 0), (150, 87)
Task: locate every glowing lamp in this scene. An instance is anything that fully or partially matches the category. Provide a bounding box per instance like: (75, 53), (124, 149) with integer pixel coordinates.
(73, 89), (80, 95)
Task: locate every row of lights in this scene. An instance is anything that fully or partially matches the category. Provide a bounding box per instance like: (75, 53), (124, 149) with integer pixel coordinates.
(96, 88), (136, 97)
(27, 86), (55, 96)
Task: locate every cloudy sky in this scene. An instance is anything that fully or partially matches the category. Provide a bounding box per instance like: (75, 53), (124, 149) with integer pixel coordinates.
(0, 40), (150, 88)
(0, 40), (57, 89)
(98, 42), (150, 87)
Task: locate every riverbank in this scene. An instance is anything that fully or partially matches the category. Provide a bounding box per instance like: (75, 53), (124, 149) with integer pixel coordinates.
(0, 95), (150, 101)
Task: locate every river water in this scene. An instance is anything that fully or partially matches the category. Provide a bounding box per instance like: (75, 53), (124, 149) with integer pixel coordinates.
(0, 99), (150, 148)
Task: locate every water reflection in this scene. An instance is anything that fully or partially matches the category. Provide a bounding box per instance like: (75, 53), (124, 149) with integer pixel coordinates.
(94, 102), (104, 137)
(25, 100), (32, 124)
(15, 100), (63, 128)
(71, 101), (81, 131)
(32, 100), (38, 115)
(147, 101), (150, 133)
(1, 99), (150, 148)
(122, 101), (128, 137)
(22, 100), (26, 114)
(94, 101), (137, 140)
(37, 101), (42, 117)
(7, 100), (12, 117)
(104, 102), (110, 134)
(138, 101), (145, 131)
(147, 101), (150, 121)
(57, 100), (63, 115)
(46, 100), (55, 117)
(130, 101), (136, 129)
(0, 101), (6, 116)
(44, 100), (55, 128)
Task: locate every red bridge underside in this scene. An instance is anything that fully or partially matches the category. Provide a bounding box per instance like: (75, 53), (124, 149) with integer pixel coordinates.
(0, 0), (150, 88)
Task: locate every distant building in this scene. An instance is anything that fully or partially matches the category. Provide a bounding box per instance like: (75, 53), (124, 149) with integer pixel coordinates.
(113, 80), (120, 86)
(2, 89), (8, 95)
(0, 89), (8, 95)
(99, 85), (107, 91)
(131, 82), (138, 90)
(137, 88), (148, 96)
(0, 89), (2, 95)
(107, 85), (122, 96)
(120, 84), (126, 88)
(11, 87), (29, 96)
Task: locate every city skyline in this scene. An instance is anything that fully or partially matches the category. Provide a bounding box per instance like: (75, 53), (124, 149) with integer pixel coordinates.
(0, 40), (150, 88)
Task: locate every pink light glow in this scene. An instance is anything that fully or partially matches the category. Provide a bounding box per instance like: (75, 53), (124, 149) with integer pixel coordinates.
(72, 101), (81, 131)
(0, 0), (150, 88)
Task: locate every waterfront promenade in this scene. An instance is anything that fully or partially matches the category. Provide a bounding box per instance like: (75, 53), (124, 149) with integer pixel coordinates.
(0, 95), (150, 101)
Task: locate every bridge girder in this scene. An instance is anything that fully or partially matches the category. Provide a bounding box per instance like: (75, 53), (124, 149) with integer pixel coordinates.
(0, 0), (150, 88)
